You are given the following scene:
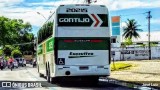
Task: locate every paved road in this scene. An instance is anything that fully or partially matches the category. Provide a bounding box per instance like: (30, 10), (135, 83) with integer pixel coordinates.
(0, 65), (133, 90)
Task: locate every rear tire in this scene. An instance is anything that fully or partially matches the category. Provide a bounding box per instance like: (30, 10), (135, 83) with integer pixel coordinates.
(90, 77), (99, 85)
(39, 73), (43, 77)
(51, 77), (58, 84)
(47, 65), (50, 83)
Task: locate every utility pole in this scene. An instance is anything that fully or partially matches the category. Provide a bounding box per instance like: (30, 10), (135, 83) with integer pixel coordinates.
(147, 11), (152, 60)
(86, 0), (91, 4)
(86, 0), (97, 4)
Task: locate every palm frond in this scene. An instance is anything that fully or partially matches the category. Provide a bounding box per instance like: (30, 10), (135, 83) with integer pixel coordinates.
(123, 19), (142, 39)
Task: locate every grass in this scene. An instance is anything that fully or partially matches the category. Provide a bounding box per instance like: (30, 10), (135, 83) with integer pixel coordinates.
(111, 62), (133, 71)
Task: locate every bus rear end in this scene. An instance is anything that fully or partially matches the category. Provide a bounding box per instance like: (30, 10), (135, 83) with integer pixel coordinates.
(55, 5), (110, 78)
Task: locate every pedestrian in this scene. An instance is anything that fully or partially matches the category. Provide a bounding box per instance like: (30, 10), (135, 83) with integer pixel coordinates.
(8, 57), (14, 71)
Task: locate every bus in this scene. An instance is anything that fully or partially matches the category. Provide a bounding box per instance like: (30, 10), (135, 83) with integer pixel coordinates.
(37, 4), (111, 83)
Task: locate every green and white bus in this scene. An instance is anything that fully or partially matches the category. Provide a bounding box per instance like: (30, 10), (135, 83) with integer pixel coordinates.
(37, 4), (111, 83)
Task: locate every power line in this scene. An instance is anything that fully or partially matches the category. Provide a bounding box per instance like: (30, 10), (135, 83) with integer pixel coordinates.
(120, 12), (147, 17)
(5, 42), (34, 46)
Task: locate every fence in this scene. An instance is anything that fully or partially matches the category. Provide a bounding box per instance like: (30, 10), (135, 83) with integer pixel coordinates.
(111, 46), (160, 60)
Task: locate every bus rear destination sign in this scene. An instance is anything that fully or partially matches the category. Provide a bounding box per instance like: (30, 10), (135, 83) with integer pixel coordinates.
(58, 14), (108, 27)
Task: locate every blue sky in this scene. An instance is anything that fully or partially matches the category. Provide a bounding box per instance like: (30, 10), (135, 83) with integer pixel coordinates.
(0, 0), (160, 35)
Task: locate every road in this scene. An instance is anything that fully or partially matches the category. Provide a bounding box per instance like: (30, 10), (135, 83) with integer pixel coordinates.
(0, 65), (133, 90)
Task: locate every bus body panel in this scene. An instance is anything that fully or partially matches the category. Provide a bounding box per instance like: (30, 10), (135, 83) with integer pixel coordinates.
(55, 65), (110, 76)
(57, 50), (109, 65)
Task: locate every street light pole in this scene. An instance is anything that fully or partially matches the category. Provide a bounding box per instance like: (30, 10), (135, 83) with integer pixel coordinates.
(37, 12), (47, 20)
(147, 11), (152, 60)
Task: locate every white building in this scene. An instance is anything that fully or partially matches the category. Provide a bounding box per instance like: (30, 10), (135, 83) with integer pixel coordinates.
(111, 31), (160, 47)
(131, 31), (160, 46)
(111, 31), (160, 60)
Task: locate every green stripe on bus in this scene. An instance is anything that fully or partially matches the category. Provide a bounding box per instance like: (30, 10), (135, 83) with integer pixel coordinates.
(57, 37), (110, 50)
(38, 44), (43, 55)
(46, 37), (54, 52)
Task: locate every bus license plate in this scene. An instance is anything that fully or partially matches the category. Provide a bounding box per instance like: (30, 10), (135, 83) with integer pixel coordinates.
(79, 66), (89, 70)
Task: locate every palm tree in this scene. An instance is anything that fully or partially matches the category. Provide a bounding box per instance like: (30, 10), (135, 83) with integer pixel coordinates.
(123, 19), (142, 39)
(121, 19), (142, 60)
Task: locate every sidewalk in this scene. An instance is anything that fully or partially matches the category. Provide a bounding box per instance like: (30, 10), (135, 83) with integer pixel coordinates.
(109, 60), (160, 82)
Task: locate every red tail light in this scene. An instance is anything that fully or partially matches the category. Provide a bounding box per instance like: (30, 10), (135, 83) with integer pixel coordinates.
(90, 40), (102, 42)
(64, 40), (74, 42)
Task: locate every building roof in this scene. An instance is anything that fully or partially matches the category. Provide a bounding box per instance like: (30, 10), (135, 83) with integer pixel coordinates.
(122, 31), (160, 42)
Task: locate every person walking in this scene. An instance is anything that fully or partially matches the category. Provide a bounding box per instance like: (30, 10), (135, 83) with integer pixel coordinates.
(8, 57), (14, 71)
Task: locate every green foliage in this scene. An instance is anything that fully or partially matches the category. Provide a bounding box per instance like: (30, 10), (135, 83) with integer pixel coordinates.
(140, 44), (146, 47)
(38, 21), (53, 44)
(123, 19), (142, 39)
(0, 16), (35, 56)
(11, 49), (22, 58)
(3, 45), (14, 56)
(141, 43), (158, 47)
(5, 56), (10, 61)
(124, 38), (133, 46)
(150, 42), (158, 47)
(0, 16), (32, 46)
(0, 49), (3, 56)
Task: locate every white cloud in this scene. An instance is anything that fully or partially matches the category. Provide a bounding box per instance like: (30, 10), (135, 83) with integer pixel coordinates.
(0, 0), (85, 28)
(0, 0), (23, 8)
(121, 22), (127, 28)
(0, 0), (160, 32)
(0, 0), (23, 3)
(151, 19), (160, 24)
(93, 0), (160, 10)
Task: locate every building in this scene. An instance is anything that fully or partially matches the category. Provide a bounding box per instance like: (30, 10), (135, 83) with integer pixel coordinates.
(122, 31), (160, 47)
(111, 31), (160, 60)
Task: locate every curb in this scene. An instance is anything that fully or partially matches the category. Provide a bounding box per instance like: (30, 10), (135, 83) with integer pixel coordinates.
(100, 77), (160, 90)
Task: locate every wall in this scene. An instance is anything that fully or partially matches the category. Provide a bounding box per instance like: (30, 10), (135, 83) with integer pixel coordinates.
(111, 47), (160, 60)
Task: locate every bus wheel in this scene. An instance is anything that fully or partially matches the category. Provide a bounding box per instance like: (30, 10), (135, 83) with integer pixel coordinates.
(51, 77), (59, 84)
(90, 77), (99, 85)
(39, 73), (43, 77)
(47, 65), (50, 82)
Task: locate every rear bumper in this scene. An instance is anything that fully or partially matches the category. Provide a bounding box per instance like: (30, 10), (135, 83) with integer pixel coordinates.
(53, 65), (110, 77)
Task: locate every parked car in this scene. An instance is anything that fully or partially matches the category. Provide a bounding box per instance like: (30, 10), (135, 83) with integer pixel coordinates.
(14, 58), (27, 67)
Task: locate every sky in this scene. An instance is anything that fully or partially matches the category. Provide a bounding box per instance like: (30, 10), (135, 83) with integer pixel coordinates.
(0, 0), (160, 35)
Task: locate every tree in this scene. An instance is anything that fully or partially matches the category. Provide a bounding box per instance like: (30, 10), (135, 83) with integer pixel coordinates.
(11, 49), (22, 58)
(123, 19), (142, 39)
(0, 49), (3, 56)
(124, 38), (133, 47)
(0, 16), (12, 46)
(0, 16), (32, 46)
(3, 45), (14, 56)
(19, 33), (34, 53)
